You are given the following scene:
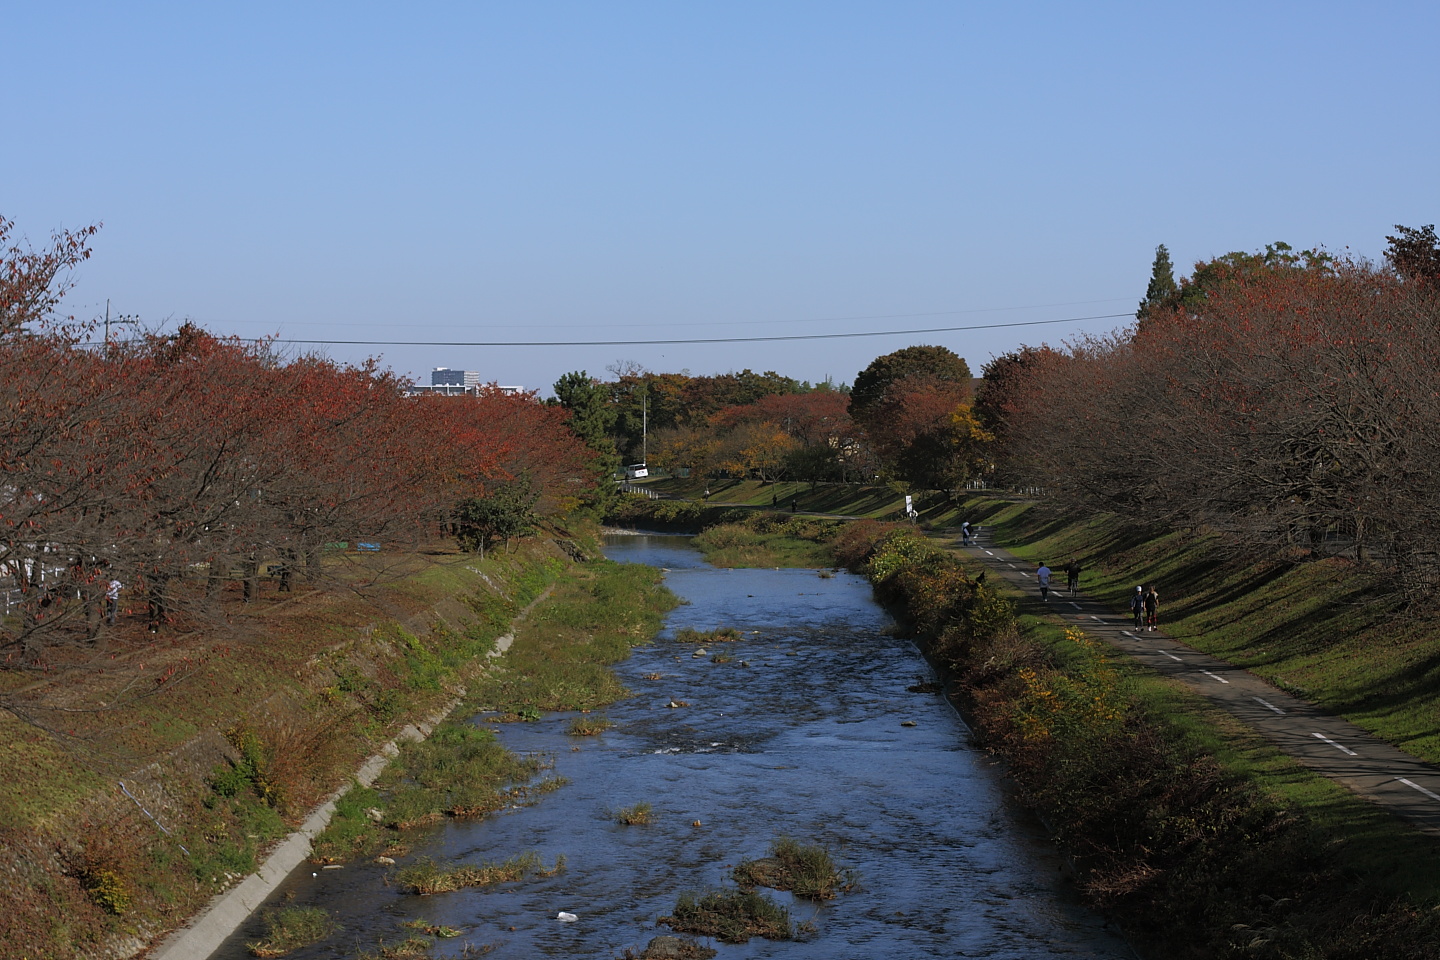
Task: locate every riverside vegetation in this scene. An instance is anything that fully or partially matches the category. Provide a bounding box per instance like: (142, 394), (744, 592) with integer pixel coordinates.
(0, 531), (676, 960)
(632, 495), (1440, 959)
(309, 553), (675, 867)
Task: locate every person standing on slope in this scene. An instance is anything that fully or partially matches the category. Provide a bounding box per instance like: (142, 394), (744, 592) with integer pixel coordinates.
(1036, 562), (1052, 602)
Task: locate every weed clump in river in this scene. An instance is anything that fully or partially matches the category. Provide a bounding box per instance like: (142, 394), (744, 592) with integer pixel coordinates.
(354, 936), (434, 959)
(672, 626), (742, 643)
(733, 837), (857, 900)
(660, 888), (792, 944)
(246, 905), (338, 957)
(395, 851), (565, 895)
(610, 801), (654, 825)
(567, 714), (615, 736)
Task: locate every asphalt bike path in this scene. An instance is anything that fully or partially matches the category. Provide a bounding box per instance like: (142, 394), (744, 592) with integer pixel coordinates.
(957, 531), (1440, 837)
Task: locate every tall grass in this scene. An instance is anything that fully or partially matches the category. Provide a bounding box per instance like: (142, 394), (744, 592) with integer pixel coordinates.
(732, 837), (856, 900)
(246, 906), (338, 957)
(394, 851), (563, 895)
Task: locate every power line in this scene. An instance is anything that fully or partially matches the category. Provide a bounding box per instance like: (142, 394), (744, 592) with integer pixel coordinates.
(259, 312), (1134, 348)
(185, 297), (1134, 332)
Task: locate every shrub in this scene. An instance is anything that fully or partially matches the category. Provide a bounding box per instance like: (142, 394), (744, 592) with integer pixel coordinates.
(80, 868), (131, 916)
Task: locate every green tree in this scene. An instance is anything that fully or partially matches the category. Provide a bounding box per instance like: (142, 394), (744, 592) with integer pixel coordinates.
(553, 370), (621, 510)
(1385, 223), (1440, 284)
(553, 371), (618, 456)
(454, 478), (539, 558)
(1135, 243), (1178, 321)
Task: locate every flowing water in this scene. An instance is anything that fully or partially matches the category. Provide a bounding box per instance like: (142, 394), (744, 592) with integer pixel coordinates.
(209, 534), (1133, 959)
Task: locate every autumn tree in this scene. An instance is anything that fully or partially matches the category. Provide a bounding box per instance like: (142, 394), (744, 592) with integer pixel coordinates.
(848, 346), (976, 488)
(849, 345), (972, 428)
(0, 216), (100, 337)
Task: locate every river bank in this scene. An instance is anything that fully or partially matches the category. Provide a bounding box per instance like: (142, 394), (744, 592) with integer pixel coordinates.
(668, 505), (1440, 958)
(0, 535), (587, 960)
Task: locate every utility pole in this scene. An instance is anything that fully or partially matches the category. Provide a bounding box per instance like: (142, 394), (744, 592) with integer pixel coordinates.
(103, 299), (140, 348)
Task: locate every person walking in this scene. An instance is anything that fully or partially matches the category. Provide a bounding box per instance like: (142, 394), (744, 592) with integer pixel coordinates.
(1130, 586), (1144, 629)
(105, 578), (122, 625)
(1143, 586), (1160, 631)
(1065, 558), (1081, 595)
(1036, 562), (1052, 602)
(960, 521), (971, 546)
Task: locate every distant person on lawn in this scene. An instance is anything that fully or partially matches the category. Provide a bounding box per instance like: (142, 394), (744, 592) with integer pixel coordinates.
(105, 579), (122, 625)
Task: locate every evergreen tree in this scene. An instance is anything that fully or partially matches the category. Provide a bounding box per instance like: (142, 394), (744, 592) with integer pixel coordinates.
(553, 369), (621, 510)
(1136, 244), (1178, 320)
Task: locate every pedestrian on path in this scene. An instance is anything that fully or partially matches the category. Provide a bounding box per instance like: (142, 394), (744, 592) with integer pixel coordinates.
(1065, 558), (1081, 595)
(1130, 586), (1144, 628)
(1143, 586), (1160, 631)
(1036, 562), (1052, 601)
(960, 521), (971, 545)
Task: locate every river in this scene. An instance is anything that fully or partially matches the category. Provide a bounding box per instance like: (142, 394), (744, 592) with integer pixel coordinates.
(208, 533), (1133, 959)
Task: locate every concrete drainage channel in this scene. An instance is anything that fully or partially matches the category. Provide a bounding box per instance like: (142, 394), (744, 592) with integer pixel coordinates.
(149, 591), (540, 960)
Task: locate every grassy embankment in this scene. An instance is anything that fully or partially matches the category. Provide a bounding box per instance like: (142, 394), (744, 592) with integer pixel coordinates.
(655, 492), (1440, 958)
(311, 554), (676, 865)
(0, 530), (676, 960)
(985, 504), (1440, 766)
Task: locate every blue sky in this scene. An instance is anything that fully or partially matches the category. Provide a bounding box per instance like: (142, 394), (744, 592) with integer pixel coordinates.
(7, 2), (1437, 394)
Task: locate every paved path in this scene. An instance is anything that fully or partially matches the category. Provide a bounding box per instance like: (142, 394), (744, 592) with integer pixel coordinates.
(955, 531), (1440, 837)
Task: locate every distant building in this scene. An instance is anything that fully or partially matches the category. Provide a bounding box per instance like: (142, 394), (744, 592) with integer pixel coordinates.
(431, 367), (480, 389)
(404, 369), (525, 398)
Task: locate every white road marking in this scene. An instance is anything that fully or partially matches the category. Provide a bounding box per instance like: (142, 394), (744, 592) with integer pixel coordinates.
(1252, 697), (1285, 715)
(1200, 670), (1230, 684)
(1397, 778), (1440, 803)
(1313, 732), (1357, 756)
(1122, 630), (1136, 639)
(1069, 602), (1081, 610)
(1090, 615), (1102, 622)
(1158, 650), (1183, 662)
(984, 550), (994, 556)
(1018, 571), (1029, 577)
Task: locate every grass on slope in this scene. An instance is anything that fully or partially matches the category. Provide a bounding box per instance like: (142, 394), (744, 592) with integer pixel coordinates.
(1006, 611), (1440, 903)
(983, 501), (1440, 767)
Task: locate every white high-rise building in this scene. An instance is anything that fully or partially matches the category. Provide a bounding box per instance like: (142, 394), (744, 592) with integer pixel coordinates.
(431, 367), (480, 388)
